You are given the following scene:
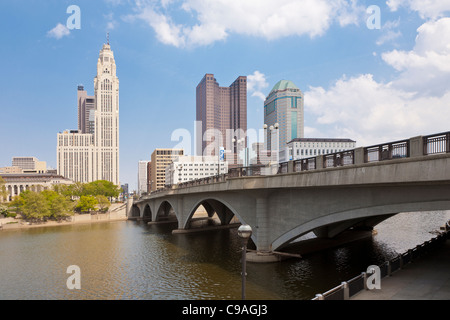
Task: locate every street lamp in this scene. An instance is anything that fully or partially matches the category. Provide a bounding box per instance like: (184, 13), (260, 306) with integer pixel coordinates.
(237, 224), (252, 300)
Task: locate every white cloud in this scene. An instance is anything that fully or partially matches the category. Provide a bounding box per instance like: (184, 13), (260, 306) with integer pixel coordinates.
(47, 23), (70, 40)
(304, 18), (450, 145)
(248, 71), (269, 101)
(129, 0), (366, 48)
(382, 18), (450, 96)
(386, 0), (450, 19)
(305, 74), (450, 145)
(376, 19), (402, 46)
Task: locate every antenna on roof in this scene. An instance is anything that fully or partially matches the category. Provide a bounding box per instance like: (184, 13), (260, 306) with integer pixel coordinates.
(107, 32), (110, 45)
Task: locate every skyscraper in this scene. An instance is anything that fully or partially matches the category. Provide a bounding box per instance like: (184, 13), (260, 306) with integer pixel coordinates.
(138, 160), (149, 196)
(150, 149), (184, 192)
(93, 42), (120, 185)
(264, 80), (304, 153)
(77, 85), (95, 137)
(57, 42), (120, 186)
(196, 74), (247, 158)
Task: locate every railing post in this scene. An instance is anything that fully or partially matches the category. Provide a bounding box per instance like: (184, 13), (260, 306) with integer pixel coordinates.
(409, 136), (424, 157)
(362, 272), (368, 290)
(316, 155), (324, 169)
(342, 282), (350, 300)
(288, 160), (294, 173)
(354, 147), (365, 165)
(447, 133), (450, 153)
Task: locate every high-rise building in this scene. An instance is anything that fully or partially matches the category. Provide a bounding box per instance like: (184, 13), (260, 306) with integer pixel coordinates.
(77, 85), (95, 137)
(150, 149), (184, 192)
(196, 74), (247, 159)
(57, 41), (120, 186)
(138, 160), (149, 196)
(264, 80), (304, 153)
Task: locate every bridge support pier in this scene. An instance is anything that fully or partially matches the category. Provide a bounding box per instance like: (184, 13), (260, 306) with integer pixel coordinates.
(255, 197), (271, 252)
(245, 197), (283, 263)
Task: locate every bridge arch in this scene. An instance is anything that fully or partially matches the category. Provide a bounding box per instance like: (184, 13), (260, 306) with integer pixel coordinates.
(155, 200), (178, 224)
(183, 198), (244, 231)
(142, 204), (152, 221)
(272, 199), (450, 251)
(130, 205), (140, 219)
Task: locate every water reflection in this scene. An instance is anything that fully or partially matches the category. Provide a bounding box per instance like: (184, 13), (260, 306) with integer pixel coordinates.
(0, 211), (448, 300)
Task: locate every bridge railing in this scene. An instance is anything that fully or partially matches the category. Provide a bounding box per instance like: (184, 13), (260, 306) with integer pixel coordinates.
(364, 139), (410, 163)
(312, 229), (449, 300)
(294, 157), (317, 172)
(228, 165), (266, 178)
(278, 162), (289, 174)
(423, 132), (450, 155)
(323, 150), (355, 168)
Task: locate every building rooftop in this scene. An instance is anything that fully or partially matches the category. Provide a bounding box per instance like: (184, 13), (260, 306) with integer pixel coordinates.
(269, 80), (300, 95)
(288, 138), (356, 144)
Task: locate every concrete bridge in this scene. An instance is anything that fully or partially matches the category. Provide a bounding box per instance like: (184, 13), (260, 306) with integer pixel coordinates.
(129, 132), (450, 261)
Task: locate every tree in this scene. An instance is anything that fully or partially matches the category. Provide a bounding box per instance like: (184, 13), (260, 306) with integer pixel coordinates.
(84, 180), (122, 198)
(96, 195), (110, 213)
(75, 196), (98, 213)
(42, 190), (74, 220)
(20, 191), (50, 221)
(0, 176), (8, 203)
(0, 204), (8, 217)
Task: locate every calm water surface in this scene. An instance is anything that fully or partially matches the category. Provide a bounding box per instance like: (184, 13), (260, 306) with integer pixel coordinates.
(0, 211), (449, 300)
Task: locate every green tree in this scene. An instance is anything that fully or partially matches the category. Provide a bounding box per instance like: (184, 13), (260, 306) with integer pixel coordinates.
(0, 204), (8, 217)
(84, 180), (122, 198)
(42, 190), (74, 219)
(0, 176), (8, 203)
(20, 191), (50, 221)
(96, 195), (110, 213)
(75, 196), (98, 213)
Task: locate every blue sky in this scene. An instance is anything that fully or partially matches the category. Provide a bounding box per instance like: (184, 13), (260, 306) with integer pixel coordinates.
(1, 0), (450, 190)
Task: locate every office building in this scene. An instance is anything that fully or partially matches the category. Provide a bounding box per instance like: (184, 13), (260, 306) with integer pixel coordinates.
(165, 156), (228, 186)
(264, 80), (304, 154)
(286, 138), (357, 161)
(138, 160), (149, 196)
(150, 149), (184, 192)
(12, 157), (47, 173)
(77, 85), (96, 137)
(57, 41), (120, 185)
(196, 74), (247, 160)
(147, 161), (152, 193)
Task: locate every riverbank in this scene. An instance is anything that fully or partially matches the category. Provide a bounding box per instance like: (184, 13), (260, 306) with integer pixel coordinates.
(0, 203), (127, 231)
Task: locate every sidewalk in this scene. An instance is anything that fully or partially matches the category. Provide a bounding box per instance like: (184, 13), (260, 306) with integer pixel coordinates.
(351, 240), (450, 300)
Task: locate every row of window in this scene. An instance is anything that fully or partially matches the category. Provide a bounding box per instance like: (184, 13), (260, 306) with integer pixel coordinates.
(299, 149), (347, 156)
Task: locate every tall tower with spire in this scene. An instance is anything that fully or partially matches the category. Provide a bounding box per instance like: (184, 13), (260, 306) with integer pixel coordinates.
(93, 43), (120, 185)
(57, 41), (120, 186)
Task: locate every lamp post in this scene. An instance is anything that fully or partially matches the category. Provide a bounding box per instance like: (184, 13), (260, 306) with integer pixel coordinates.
(237, 224), (252, 300)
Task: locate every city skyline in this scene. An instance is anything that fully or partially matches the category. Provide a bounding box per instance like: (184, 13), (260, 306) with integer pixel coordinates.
(1, 1), (450, 190)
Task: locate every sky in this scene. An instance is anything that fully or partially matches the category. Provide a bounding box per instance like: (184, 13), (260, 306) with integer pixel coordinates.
(1, 0), (450, 191)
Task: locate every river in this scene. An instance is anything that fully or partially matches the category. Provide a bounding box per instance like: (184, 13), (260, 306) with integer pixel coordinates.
(0, 211), (449, 300)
